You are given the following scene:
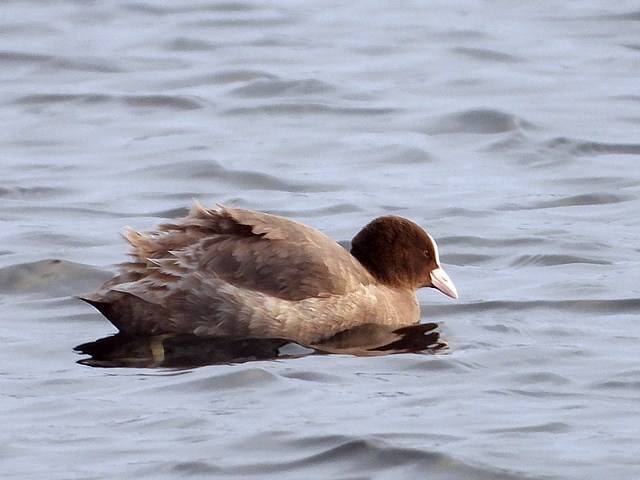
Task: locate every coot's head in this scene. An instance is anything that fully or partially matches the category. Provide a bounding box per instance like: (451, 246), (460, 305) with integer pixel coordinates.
(351, 215), (458, 298)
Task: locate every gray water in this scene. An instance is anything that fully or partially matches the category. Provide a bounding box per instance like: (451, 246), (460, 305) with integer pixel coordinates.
(2, 1), (640, 478)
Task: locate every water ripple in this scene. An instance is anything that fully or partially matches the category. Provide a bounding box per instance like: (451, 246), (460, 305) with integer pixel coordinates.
(231, 79), (334, 98)
(446, 253), (495, 266)
(510, 254), (610, 267)
(221, 435), (528, 479)
(0, 260), (111, 298)
(163, 37), (220, 51)
(546, 137), (640, 156)
(0, 50), (51, 64)
(160, 70), (278, 88)
(130, 159), (338, 192)
(484, 421), (570, 434)
(442, 235), (545, 248)
(0, 50), (122, 73)
(498, 193), (634, 211)
(434, 298), (640, 314)
(0, 186), (74, 199)
(14, 93), (206, 110)
(453, 47), (524, 63)
(123, 2), (258, 15)
(225, 103), (396, 116)
(425, 108), (535, 135)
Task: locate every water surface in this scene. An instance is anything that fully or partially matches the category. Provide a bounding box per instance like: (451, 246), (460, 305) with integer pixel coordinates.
(1, 1), (639, 479)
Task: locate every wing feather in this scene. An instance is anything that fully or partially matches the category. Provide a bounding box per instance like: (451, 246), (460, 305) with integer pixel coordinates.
(98, 203), (372, 302)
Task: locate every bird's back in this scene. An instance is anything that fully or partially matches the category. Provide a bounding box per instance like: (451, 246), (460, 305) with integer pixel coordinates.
(81, 203), (374, 337)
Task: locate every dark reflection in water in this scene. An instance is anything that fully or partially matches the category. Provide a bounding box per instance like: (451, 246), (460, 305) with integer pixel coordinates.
(75, 323), (445, 368)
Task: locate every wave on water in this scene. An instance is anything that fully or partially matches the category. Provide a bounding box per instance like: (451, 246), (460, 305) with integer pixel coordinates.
(430, 298), (640, 315)
(0, 259), (111, 298)
(164, 434), (532, 480)
(231, 78), (335, 98)
(545, 137), (640, 156)
(129, 159), (339, 192)
(224, 103), (396, 116)
(423, 108), (535, 135)
(14, 93), (206, 111)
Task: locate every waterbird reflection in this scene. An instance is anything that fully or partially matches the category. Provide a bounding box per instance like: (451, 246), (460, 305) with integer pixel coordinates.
(75, 322), (445, 368)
